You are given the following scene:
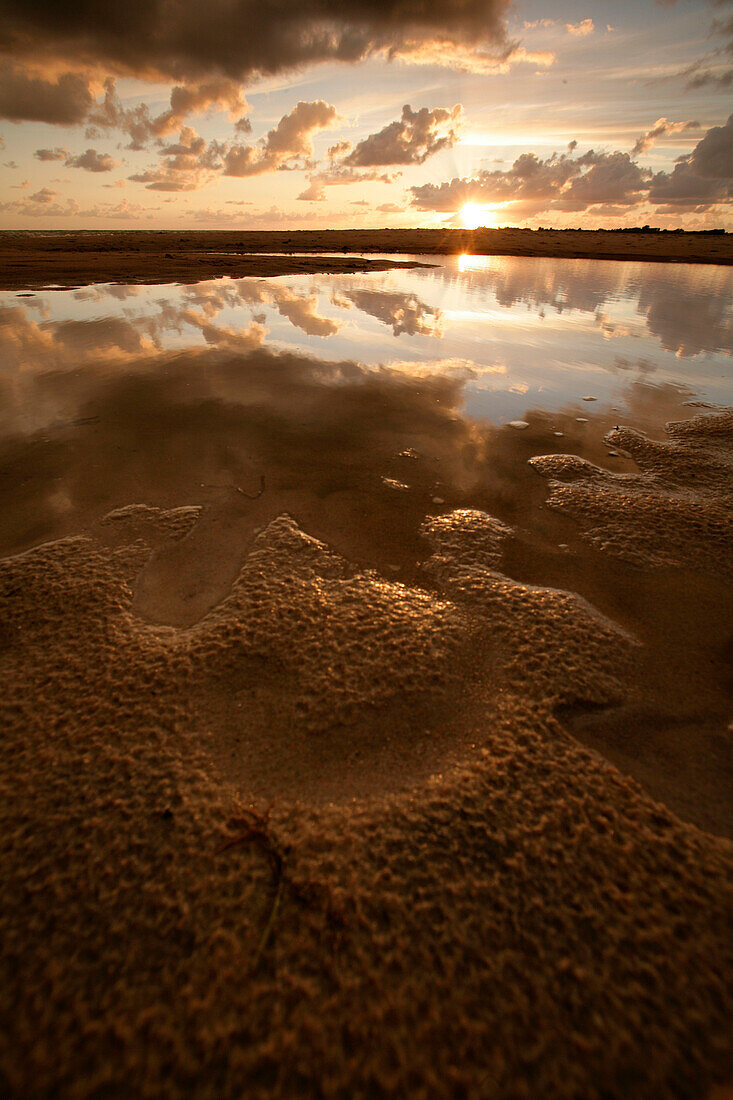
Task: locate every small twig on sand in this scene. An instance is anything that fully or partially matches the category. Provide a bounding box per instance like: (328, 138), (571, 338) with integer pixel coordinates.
(216, 806), (345, 971)
(235, 474), (266, 499)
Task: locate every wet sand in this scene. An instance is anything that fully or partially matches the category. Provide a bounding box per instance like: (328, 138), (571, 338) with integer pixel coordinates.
(0, 265), (732, 1097)
(0, 227), (731, 290)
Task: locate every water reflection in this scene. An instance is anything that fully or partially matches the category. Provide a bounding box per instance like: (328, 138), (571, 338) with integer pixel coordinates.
(0, 254), (731, 558)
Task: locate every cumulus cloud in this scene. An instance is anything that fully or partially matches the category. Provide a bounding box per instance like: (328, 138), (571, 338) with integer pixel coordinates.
(561, 151), (651, 210)
(35, 145), (117, 172)
(65, 148), (118, 172)
(127, 101), (338, 192)
(410, 119), (733, 218)
(0, 62), (93, 125)
(648, 159), (731, 210)
(223, 100), (338, 177)
(86, 77), (249, 150)
(296, 104), (460, 201)
(339, 288), (443, 337)
(632, 118), (701, 156)
(0, 189), (82, 217)
(410, 150), (586, 213)
(565, 19), (594, 36)
(29, 187), (58, 204)
(129, 126), (226, 191)
(34, 147), (68, 162)
(342, 104), (463, 167)
(690, 111), (733, 178)
(0, 0), (516, 84)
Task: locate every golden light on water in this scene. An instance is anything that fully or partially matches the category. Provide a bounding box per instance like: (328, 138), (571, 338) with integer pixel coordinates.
(457, 252), (493, 272)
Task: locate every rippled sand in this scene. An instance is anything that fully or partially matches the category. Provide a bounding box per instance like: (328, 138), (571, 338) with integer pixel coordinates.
(1, 405), (731, 1097)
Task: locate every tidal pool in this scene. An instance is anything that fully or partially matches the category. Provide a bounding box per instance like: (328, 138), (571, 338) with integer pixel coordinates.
(1, 254), (731, 828)
(1, 253), (732, 1100)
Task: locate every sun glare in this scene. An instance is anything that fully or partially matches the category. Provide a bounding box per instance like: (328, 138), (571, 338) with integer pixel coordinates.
(460, 202), (497, 229)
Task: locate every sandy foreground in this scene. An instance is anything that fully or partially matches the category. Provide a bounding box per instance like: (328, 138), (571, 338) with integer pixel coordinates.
(0, 246), (732, 1099)
(0, 227), (731, 289)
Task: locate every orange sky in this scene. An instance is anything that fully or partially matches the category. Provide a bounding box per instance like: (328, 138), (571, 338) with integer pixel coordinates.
(0, 0), (731, 229)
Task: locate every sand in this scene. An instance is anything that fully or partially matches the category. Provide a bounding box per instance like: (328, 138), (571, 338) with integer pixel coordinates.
(0, 227), (731, 290)
(1, 247), (732, 1095)
(1, 367), (732, 1099)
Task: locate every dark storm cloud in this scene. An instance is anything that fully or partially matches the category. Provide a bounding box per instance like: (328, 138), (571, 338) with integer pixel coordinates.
(0, 63), (93, 124)
(0, 1), (512, 83)
(343, 104), (463, 167)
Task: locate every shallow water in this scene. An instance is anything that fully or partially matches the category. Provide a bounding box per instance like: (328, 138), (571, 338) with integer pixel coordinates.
(1, 254), (731, 830)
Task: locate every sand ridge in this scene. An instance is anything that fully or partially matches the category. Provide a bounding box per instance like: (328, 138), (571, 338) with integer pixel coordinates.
(529, 409), (733, 575)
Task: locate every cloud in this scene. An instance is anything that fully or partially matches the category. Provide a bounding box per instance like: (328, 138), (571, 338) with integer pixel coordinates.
(409, 150), (585, 212)
(0, 189), (82, 217)
(0, 0), (515, 83)
(632, 118), (701, 156)
(223, 100), (338, 177)
(342, 104), (463, 167)
(34, 147), (68, 162)
(297, 164), (397, 201)
(65, 148), (118, 172)
(128, 125), (227, 190)
(35, 144), (118, 172)
(338, 288), (443, 337)
(86, 77), (249, 150)
(152, 80), (249, 136)
(565, 19), (594, 36)
(561, 151), (651, 210)
(410, 120), (733, 219)
(647, 159), (731, 210)
(387, 41), (554, 74)
(690, 111), (733, 178)
(29, 187), (58, 204)
(0, 62), (93, 125)
(678, 5), (733, 89)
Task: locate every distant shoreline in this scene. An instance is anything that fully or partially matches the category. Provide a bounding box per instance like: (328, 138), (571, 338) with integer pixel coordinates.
(1, 227), (731, 290)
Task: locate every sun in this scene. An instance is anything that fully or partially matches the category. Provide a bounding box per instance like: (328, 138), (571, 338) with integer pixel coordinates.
(460, 202), (497, 230)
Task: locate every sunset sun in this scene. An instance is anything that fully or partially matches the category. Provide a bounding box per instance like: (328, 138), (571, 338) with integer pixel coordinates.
(460, 202), (497, 229)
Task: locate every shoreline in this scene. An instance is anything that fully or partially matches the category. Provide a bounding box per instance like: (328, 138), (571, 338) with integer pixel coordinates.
(0, 227), (731, 290)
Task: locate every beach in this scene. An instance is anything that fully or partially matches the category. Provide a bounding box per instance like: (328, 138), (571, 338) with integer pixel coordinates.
(0, 228), (731, 291)
(0, 239), (731, 1099)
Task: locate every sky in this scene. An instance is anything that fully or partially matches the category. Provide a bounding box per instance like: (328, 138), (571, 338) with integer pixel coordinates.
(0, 0), (731, 230)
